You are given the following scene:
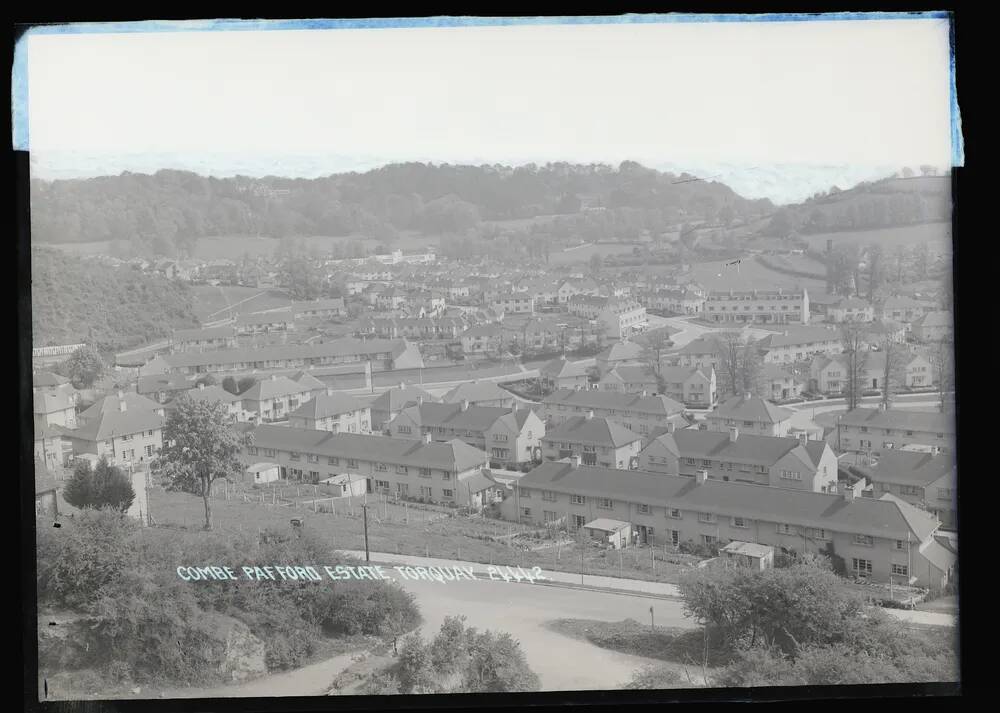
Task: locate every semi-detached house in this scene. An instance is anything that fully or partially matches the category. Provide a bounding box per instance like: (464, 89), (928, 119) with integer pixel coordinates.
(57, 392), (165, 468)
(541, 414), (643, 469)
(858, 450), (957, 531)
(836, 406), (955, 457)
(503, 460), (952, 588)
(639, 427), (838, 492)
(542, 388), (689, 442)
(705, 393), (794, 437)
(237, 424), (489, 506)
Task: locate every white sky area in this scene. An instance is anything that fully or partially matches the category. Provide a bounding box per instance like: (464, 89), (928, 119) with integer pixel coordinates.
(23, 19), (955, 173)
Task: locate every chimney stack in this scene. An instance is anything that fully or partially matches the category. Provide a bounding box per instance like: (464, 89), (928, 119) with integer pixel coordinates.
(798, 432), (808, 446)
(641, 390), (648, 398)
(696, 469), (709, 484)
(423, 432), (432, 444)
(839, 482), (855, 502)
(729, 427), (739, 443)
(667, 422), (676, 434)
(586, 410), (594, 420)
(461, 400), (469, 412)
(571, 455), (582, 468)
(326, 387), (333, 397)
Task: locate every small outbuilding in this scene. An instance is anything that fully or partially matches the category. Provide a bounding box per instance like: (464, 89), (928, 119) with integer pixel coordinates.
(245, 462), (281, 484)
(720, 541), (775, 571)
(583, 518), (633, 549)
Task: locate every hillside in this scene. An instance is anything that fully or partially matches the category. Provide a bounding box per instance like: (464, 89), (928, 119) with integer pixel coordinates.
(31, 248), (200, 353)
(29, 162), (773, 257)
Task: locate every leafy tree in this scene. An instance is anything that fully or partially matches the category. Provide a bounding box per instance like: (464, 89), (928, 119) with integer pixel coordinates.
(461, 630), (541, 693)
(362, 671), (401, 694)
(589, 253), (603, 275)
(429, 615), (471, 676)
(63, 457), (136, 513)
(195, 373), (217, 387)
(625, 665), (686, 689)
(221, 376), (239, 395)
(237, 376), (258, 394)
(158, 398), (244, 530)
(62, 345), (105, 389)
(396, 633), (438, 693)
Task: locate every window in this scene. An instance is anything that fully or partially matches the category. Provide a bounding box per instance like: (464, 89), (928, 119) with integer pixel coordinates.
(891, 564), (909, 577)
(494, 433), (509, 442)
(853, 534), (874, 547)
(570, 494), (585, 505)
(543, 511), (558, 522)
(374, 479), (390, 491)
(852, 558), (873, 575)
(419, 468), (432, 478)
(669, 509), (682, 519)
(327, 457), (339, 466)
(780, 470), (802, 481)
(895, 540), (906, 551)
(398, 425), (411, 434)
(375, 463), (388, 472)
(520, 507), (530, 516)
(637, 503), (650, 514)
(145, 445), (154, 457)
(597, 498), (613, 510)
(347, 459), (358, 468)
(290, 452), (301, 461)
(263, 448), (276, 457)
(698, 512), (716, 524)
(542, 491), (557, 502)
(809, 528), (829, 540)
(248, 446), (259, 456)
(308, 454), (319, 463)
(442, 472), (451, 481)
(776, 523), (794, 535)
(309, 471), (319, 480)
(702, 534), (717, 546)
(520, 488), (531, 499)
(732, 517), (748, 528)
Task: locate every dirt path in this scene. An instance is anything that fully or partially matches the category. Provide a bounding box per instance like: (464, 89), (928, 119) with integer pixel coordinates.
(150, 650), (367, 699)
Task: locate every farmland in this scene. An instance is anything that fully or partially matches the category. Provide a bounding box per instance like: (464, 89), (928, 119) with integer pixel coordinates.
(685, 257), (828, 294)
(801, 221), (952, 257)
(190, 284), (294, 322)
(548, 242), (642, 266)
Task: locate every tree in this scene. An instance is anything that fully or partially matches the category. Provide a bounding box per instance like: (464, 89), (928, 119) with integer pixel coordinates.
(237, 376), (258, 395)
(589, 253), (603, 275)
(396, 633), (438, 693)
(429, 615), (471, 677)
(639, 329), (673, 390)
(879, 338), (908, 409)
(63, 457), (136, 513)
(461, 630), (541, 693)
(866, 243), (884, 302)
(158, 398), (244, 530)
(222, 376), (240, 395)
(928, 336), (954, 413)
(62, 345), (105, 389)
(362, 671), (401, 695)
(715, 333), (760, 399)
(195, 373), (217, 387)
(840, 321), (870, 410)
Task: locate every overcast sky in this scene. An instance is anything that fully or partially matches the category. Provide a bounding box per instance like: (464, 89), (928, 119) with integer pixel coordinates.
(19, 18), (957, 173)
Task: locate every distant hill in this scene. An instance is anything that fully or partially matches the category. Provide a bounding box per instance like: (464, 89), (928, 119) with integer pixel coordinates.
(29, 162), (774, 256)
(31, 248), (199, 353)
(761, 174), (951, 238)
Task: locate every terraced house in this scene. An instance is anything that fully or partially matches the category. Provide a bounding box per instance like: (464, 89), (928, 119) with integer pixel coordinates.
(502, 460), (953, 588)
(441, 380), (516, 408)
(137, 338), (424, 375)
(237, 424), (489, 505)
(703, 286), (809, 325)
(164, 383), (247, 422)
(542, 388), (689, 441)
(541, 413), (644, 469)
(170, 326), (238, 353)
(639, 427), (838, 492)
(657, 366), (718, 408)
(235, 308), (295, 335)
(857, 449), (957, 531)
(755, 325), (843, 364)
(370, 384), (437, 432)
(239, 375), (318, 423)
(836, 406), (956, 457)
(57, 392), (165, 468)
(387, 401), (545, 468)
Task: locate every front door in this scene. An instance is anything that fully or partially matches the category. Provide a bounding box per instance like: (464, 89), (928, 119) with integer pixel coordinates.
(280, 466), (287, 479)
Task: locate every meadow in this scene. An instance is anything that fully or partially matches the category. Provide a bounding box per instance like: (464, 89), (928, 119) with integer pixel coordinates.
(802, 222), (952, 257)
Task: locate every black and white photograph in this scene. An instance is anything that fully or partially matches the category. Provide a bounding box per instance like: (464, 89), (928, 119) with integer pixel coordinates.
(18, 13), (962, 704)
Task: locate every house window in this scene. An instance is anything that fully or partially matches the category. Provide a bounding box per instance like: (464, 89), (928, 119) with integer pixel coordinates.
(732, 517), (748, 528)
(777, 523), (795, 535)
(702, 535), (717, 546)
(248, 446), (259, 456)
(520, 506), (530, 516)
(895, 540), (906, 551)
(542, 491), (557, 502)
(290, 452), (301, 461)
(376, 463), (388, 472)
(853, 534), (875, 547)
(637, 503), (650, 514)
(347, 459), (358, 468)
(145, 445), (154, 458)
(520, 488), (531, 499)
(810, 529), (829, 540)
(398, 425), (411, 434)
(544, 511), (558, 522)
(308, 454), (319, 463)
(328, 457), (339, 466)
(570, 495), (585, 505)
(597, 498), (613, 510)
(852, 558), (873, 575)
(263, 448), (276, 457)
(698, 512), (716, 524)
(780, 470), (802, 481)
(669, 509), (682, 519)
(891, 564), (909, 577)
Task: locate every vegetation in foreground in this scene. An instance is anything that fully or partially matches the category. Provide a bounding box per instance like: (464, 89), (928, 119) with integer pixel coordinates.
(599, 557), (958, 688)
(37, 510), (421, 694)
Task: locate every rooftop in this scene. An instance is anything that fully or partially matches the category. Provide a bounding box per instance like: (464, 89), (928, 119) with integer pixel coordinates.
(542, 415), (642, 448)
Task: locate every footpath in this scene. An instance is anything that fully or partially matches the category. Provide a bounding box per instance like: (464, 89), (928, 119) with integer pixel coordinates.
(337, 549), (957, 627)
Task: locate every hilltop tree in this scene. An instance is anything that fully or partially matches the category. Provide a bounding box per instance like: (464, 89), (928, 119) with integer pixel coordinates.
(64, 456), (136, 513)
(840, 321), (870, 410)
(158, 398), (244, 530)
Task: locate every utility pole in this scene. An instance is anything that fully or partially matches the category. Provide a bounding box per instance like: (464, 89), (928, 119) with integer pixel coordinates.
(650, 606), (655, 631)
(362, 504), (370, 562)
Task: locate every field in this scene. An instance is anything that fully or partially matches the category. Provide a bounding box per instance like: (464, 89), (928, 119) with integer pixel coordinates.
(685, 257), (828, 294)
(802, 222), (952, 258)
(190, 284), (293, 322)
(148, 486), (693, 585)
(548, 243), (642, 266)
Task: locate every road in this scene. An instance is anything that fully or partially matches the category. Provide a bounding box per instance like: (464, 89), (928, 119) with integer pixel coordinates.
(646, 314), (776, 349)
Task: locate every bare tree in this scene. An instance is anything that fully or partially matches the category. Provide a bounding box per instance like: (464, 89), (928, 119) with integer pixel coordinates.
(866, 243), (884, 302)
(716, 332), (743, 399)
(928, 336), (954, 413)
(739, 340), (764, 398)
(879, 338), (908, 409)
(639, 329), (673, 386)
(840, 321), (870, 411)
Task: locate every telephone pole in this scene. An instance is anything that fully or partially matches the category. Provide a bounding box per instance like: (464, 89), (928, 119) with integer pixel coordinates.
(362, 504), (370, 562)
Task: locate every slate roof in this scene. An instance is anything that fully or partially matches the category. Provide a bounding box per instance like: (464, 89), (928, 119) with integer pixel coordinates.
(597, 341), (645, 363)
(540, 356), (590, 379)
(542, 416), (642, 448)
(244, 424), (488, 472)
(289, 392), (367, 419)
(396, 403), (513, 432)
(544, 388), (685, 416)
(646, 430), (817, 470)
(838, 408), (955, 435)
(441, 380), (511, 404)
(241, 376), (312, 401)
(857, 450), (956, 487)
(371, 385), (436, 413)
(518, 461), (939, 541)
(290, 370), (327, 391)
(710, 394), (793, 424)
(70, 393), (165, 441)
(172, 326), (236, 341)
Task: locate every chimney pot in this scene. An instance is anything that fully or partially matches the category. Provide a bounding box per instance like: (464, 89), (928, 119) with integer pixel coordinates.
(729, 427), (739, 443)
(696, 469), (708, 484)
